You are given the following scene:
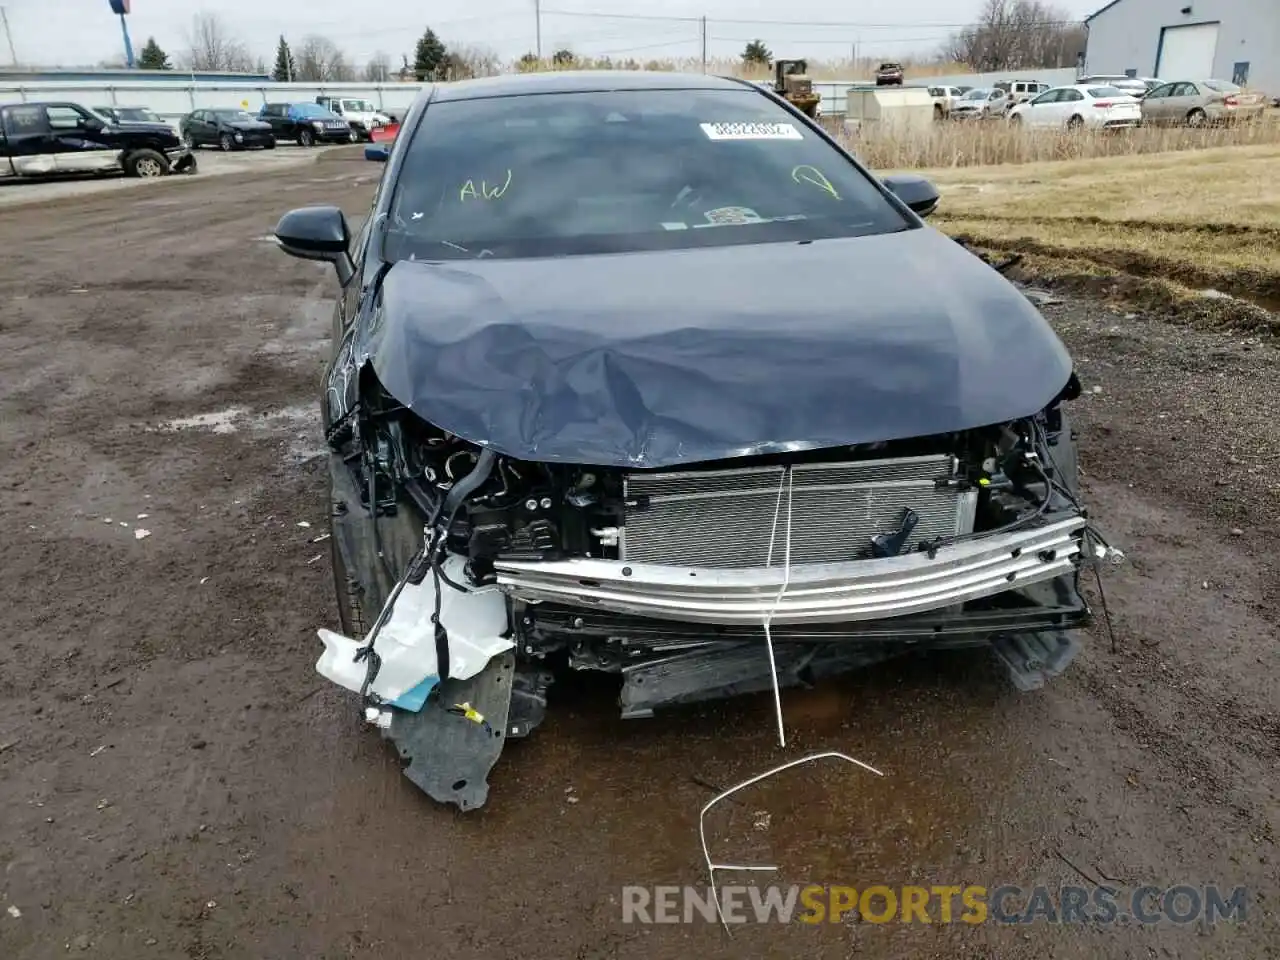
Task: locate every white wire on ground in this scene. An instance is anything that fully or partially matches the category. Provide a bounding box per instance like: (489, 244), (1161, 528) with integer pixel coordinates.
(761, 467), (794, 749)
(698, 751), (885, 934)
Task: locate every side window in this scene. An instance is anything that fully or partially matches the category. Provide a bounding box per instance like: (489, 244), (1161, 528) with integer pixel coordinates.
(1031, 90), (1059, 105)
(1146, 84), (1170, 99)
(1173, 83), (1196, 97)
(2, 105), (51, 135)
(46, 105), (90, 131)
(1062, 89), (1084, 102)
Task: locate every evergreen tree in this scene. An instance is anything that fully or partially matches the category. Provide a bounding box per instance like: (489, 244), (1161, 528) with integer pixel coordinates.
(272, 36), (297, 82)
(742, 40), (772, 66)
(137, 37), (171, 70)
(414, 28), (447, 81)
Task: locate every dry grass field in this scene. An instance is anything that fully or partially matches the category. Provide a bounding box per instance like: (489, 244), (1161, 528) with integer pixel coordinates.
(849, 111), (1280, 168)
(867, 126), (1280, 332)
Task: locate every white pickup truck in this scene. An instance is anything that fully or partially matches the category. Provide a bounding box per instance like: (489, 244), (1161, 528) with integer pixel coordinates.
(314, 97), (395, 142)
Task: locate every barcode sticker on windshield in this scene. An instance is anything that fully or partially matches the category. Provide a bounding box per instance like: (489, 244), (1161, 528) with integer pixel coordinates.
(700, 122), (803, 141)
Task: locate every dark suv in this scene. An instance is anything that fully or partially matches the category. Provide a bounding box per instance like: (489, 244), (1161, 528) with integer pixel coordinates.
(0, 101), (195, 179)
(875, 62), (905, 86)
(258, 103), (354, 146)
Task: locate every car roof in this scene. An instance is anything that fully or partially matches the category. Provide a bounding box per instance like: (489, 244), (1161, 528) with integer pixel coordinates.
(427, 70), (751, 104)
(1047, 83), (1133, 94)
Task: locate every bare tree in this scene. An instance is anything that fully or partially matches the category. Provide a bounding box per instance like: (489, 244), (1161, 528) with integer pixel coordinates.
(942, 0), (1085, 72)
(186, 12), (254, 72)
(363, 51), (392, 82)
(442, 44), (501, 79)
(296, 35), (354, 81)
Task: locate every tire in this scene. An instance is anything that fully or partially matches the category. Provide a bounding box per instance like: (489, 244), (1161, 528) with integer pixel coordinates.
(298, 128), (315, 147)
(1009, 113), (1023, 126)
(264, 139), (276, 150)
(182, 131), (197, 149)
(123, 149), (170, 178)
(1187, 108), (1207, 128)
(933, 104), (944, 121)
(1066, 114), (1084, 130)
(329, 515), (367, 642)
(219, 133), (235, 152)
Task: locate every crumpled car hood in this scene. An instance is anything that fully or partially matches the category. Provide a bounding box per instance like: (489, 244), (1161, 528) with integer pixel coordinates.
(366, 227), (1073, 468)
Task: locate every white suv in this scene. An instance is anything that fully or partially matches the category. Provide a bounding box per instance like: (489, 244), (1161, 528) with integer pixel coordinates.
(314, 97), (394, 142)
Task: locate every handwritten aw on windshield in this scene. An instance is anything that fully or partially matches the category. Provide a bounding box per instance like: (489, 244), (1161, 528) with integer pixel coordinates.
(460, 170), (513, 201)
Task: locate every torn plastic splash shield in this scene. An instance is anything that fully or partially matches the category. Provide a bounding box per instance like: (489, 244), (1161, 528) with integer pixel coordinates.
(364, 227), (1073, 468)
(495, 516), (1086, 624)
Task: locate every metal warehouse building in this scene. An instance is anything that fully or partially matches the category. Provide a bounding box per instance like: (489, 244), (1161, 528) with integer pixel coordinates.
(1083, 0), (1280, 93)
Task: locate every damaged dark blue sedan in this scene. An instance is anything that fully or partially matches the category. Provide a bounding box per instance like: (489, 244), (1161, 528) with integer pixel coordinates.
(274, 71), (1112, 811)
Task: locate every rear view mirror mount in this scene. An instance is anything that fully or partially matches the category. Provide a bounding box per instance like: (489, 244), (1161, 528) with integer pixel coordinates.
(274, 205), (355, 285)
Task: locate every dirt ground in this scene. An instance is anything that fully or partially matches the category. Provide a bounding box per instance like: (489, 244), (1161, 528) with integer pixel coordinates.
(0, 149), (1276, 960)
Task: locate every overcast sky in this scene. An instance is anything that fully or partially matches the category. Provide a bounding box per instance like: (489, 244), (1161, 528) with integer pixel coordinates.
(4, 0), (1099, 69)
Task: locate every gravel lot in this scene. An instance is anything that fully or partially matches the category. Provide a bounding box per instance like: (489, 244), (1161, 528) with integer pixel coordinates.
(0, 149), (1276, 959)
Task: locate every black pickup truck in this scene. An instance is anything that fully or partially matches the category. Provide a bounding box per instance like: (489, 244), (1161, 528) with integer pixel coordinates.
(0, 101), (196, 179)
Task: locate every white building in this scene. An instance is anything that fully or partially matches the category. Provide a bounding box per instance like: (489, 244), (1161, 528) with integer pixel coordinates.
(1083, 0), (1279, 93)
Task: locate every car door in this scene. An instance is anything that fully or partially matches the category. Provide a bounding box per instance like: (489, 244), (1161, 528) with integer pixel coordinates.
(1141, 83), (1173, 123)
(0, 103), (57, 175)
(262, 104), (292, 138)
(44, 104), (117, 173)
(1024, 89), (1060, 127)
(1057, 89), (1085, 126)
(1167, 82), (1201, 122)
(184, 111), (204, 144)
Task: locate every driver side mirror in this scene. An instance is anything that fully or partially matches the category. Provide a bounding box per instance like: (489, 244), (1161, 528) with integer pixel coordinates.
(275, 206), (355, 286)
(882, 174), (939, 218)
(79, 116), (104, 131)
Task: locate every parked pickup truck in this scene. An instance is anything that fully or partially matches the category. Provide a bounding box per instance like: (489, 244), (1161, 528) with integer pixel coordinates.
(314, 96), (395, 142)
(0, 101), (195, 179)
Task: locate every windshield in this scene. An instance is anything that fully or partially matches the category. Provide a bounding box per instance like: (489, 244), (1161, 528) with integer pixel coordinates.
(114, 107), (161, 122)
(962, 89), (990, 100)
(1203, 80), (1239, 93)
(381, 88), (910, 262)
(292, 103), (338, 119)
(1087, 86), (1125, 98)
(343, 99), (376, 112)
(213, 109), (256, 121)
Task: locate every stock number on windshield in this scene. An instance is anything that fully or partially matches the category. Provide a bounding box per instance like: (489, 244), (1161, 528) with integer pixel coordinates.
(699, 121), (803, 141)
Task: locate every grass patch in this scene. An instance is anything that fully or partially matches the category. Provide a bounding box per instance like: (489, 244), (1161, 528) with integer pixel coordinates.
(912, 143), (1280, 333)
(844, 112), (1280, 169)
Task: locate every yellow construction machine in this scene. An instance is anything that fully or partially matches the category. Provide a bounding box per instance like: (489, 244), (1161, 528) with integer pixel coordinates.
(773, 59), (821, 118)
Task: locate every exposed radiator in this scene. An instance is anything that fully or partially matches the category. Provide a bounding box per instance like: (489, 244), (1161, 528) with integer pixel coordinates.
(620, 454), (978, 568)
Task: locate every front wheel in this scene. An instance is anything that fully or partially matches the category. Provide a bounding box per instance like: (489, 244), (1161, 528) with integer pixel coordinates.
(182, 131), (197, 149)
(264, 139), (276, 150)
(298, 128), (315, 147)
(124, 149), (170, 178)
(1009, 113), (1023, 126)
(219, 133), (235, 152)
(1066, 114), (1084, 131)
(1187, 108), (1207, 127)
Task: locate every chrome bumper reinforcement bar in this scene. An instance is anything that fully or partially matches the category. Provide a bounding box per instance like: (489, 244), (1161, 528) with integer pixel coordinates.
(494, 516), (1087, 625)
